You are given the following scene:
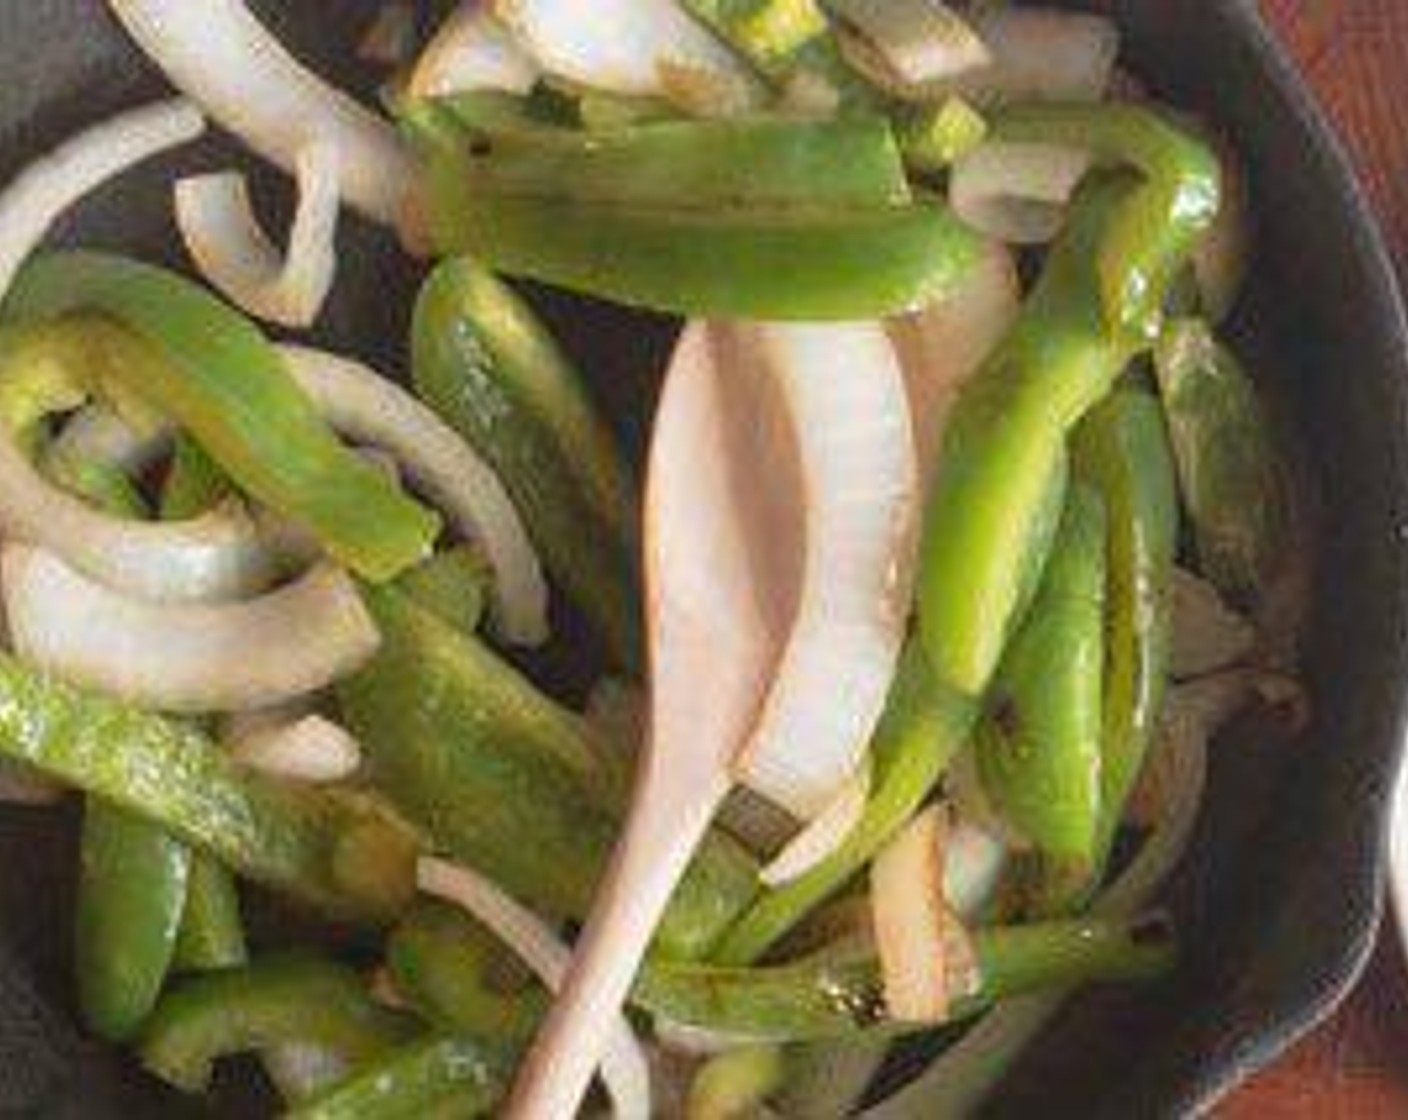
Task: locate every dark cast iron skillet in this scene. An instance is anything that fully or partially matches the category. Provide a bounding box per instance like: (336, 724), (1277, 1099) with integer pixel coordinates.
(0, 1), (1404, 1116)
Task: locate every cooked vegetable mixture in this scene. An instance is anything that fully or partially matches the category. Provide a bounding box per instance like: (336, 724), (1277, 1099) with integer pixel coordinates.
(0, 1), (1306, 1116)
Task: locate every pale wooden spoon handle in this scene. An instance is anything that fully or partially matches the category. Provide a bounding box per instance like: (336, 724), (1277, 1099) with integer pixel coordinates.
(504, 762), (731, 1119)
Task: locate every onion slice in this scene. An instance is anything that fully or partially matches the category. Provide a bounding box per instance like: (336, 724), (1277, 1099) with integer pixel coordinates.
(0, 98), (203, 301)
(888, 240), (1020, 478)
(228, 714), (362, 784)
(279, 345), (548, 646)
(3, 545), (379, 713)
(417, 856), (652, 1120)
(960, 8), (1119, 103)
(831, 0), (990, 91)
(1170, 567), (1256, 680)
(0, 424), (277, 601)
(950, 141), (1093, 244)
(871, 805), (980, 1023)
(944, 814), (1008, 921)
(107, 0), (416, 228)
(733, 323), (918, 819)
(175, 142), (340, 328)
(409, 2), (540, 98)
(760, 765), (870, 887)
(49, 405), (173, 476)
(495, 0), (758, 106)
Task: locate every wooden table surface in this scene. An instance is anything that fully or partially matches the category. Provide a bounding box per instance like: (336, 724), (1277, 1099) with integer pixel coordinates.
(1221, 2), (1408, 1116)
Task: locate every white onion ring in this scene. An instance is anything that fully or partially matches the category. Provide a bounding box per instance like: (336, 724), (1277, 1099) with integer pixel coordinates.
(0, 98), (203, 302)
(733, 323), (918, 819)
(280, 345), (548, 647)
(950, 141), (1093, 245)
(417, 856), (651, 1120)
(3, 545), (379, 713)
(409, 2), (540, 98)
(759, 765), (870, 887)
(831, 0), (990, 92)
(227, 713), (362, 784)
(496, 0), (757, 105)
(107, 0), (416, 228)
(960, 8), (1120, 103)
(175, 141), (340, 328)
(49, 405), (173, 476)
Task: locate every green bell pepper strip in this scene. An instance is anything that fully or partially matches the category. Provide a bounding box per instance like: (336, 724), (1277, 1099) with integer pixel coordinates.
(688, 1045), (788, 1120)
(393, 545), (492, 636)
(411, 258), (641, 670)
(3, 252), (440, 581)
(160, 434), (230, 519)
(898, 97), (989, 175)
(172, 856), (247, 973)
(637, 913), (1174, 1042)
(1074, 389), (1179, 860)
(989, 102), (1222, 343)
(290, 1034), (510, 1120)
(918, 175), (1136, 697)
(425, 190), (982, 322)
(428, 113), (912, 211)
(714, 643), (976, 965)
(339, 586), (758, 959)
(1154, 318), (1288, 601)
(683, 0), (830, 77)
(43, 449), (148, 516)
(0, 655), (419, 922)
(385, 902), (548, 1044)
(975, 484), (1107, 863)
(76, 801), (192, 1042)
(139, 956), (415, 1095)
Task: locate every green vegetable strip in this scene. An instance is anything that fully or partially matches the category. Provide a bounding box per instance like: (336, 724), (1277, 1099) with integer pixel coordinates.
(339, 587), (758, 960)
(139, 957), (414, 1095)
(1154, 318), (1288, 601)
(172, 856), (247, 973)
(291, 1034), (510, 1120)
(43, 451), (148, 516)
(683, 0), (830, 76)
(412, 259), (640, 669)
(160, 434), (230, 519)
(898, 98), (989, 175)
(919, 176), (1136, 697)
(989, 103), (1222, 342)
(76, 802), (192, 1042)
(393, 546), (492, 636)
(976, 484), (1107, 863)
(714, 643), (976, 965)
(425, 190), (982, 322)
(432, 114), (912, 211)
(385, 903), (548, 1043)
(0, 655), (419, 922)
(688, 1045), (788, 1120)
(638, 913), (1175, 1042)
(1073, 390), (1179, 859)
(3, 252), (440, 581)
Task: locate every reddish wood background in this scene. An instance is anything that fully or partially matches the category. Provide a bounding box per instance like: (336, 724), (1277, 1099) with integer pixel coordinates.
(1221, 3), (1408, 1116)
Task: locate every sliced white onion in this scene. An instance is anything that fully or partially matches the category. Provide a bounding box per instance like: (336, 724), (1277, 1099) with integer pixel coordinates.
(49, 405), (173, 476)
(0, 97), (203, 301)
(107, 0), (416, 228)
(950, 140), (1093, 244)
(1170, 567), (1256, 680)
(959, 8), (1120, 103)
(888, 240), (1019, 478)
(733, 323), (918, 819)
(409, 2), (540, 98)
(0, 424), (277, 601)
(358, 1), (419, 67)
(228, 714), (362, 784)
(871, 805), (979, 1023)
(175, 141), (340, 328)
(220, 696), (321, 743)
(760, 764), (870, 887)
(944, 814), (1008, 921)
(495, 0), (758, 105)
(417, 856), (651, 1120)
(279, 345), (548, 646)
(831, 0), (990, 91)
(4, 546), (379, 713)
